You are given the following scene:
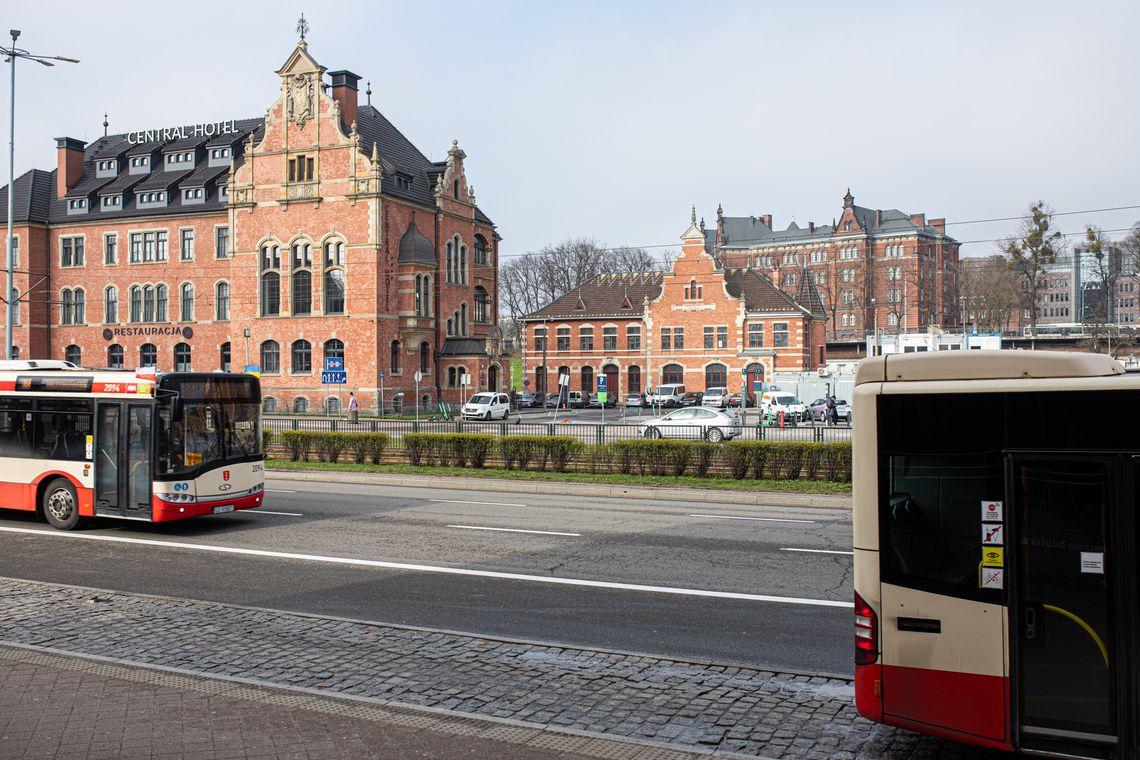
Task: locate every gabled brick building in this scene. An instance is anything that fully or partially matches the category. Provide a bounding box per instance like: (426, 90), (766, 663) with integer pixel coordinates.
(521, 211), (826, 398)
(0, 37), (500, 413)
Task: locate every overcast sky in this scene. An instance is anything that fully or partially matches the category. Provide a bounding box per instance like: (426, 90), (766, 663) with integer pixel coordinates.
(5, 1), (1139, 260)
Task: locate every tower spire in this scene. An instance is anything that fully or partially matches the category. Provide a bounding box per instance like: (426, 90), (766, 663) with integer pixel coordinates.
(296, 13), (310, 42)
(102, 113), (109, 137)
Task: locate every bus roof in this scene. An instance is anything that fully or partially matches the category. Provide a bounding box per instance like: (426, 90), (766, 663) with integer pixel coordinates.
(854, 349), (1125, 385)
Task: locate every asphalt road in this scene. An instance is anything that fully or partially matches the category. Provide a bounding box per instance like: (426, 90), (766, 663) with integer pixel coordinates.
(0, 477), (854, 675)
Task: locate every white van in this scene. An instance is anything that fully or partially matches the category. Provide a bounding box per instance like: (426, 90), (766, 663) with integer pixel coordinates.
(462, 392), (511, 420)
(760, 392), (808, 423)
(648, 384), (686, 408)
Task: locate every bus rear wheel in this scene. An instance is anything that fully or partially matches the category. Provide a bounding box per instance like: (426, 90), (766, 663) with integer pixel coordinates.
(42, 478), (82, 531)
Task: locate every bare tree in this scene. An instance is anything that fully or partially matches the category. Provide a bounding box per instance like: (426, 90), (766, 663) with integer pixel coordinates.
(1001, 201), (1063, 339)
(959, 255), (1019, 333)
(1078, 225), (1131, 356)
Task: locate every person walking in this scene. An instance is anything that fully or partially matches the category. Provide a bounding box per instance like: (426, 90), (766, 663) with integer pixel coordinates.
(826, 395), (837, 427)
(348, 391), (359, 423)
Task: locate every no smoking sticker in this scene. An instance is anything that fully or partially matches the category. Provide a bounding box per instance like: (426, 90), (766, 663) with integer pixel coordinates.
(981, 501), (1003, 522)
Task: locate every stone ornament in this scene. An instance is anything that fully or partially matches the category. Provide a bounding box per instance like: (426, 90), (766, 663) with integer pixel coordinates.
(287, 73), (314, 128)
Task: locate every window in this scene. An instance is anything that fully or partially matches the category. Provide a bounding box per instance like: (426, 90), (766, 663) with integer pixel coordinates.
(64, 345), (81, 365)
(662, 363), (683, 385)
(107, 344), (124, 369)
(220, 342), (231, 372)
(627, 325), (641, 351)
(128, 230), (167, 263)
(685, 279), (702, 300)
(173, 343), (191, 372)
(674, 328), (684, 350)
(782, 272), (796, 287)
(129, 287), (142, 323)
(474, 287), (489, 323)
(661, 327), (671, 351)
(474, 234), (488, 265)
(261, 244), (281, 316)
(556, 327), (570, 351)
(326, 396), (341, 415)
(704, 326), (714, 349)
(104, 286), (118, 324)
(104, 233), (117, 265)
(262, 397), (277, 413)
(291, 242), (312, 316)
(533, 327), (546, 352)
(60, 289), (84, 324)
(888, 265), (901, 281)
(603, 326), (617, 352)
(143, 286), (155, 322)
(324, 339), (344, 361)
(748, 323), (764, 348)
(215, 226), (229, 259)
(773, 322), (789, 348)
(288, 154), (314, 183)
(156, 285), (168, 322)
(448, 367), (457, 387)
(61, 237), (84, 267)
(180, 229), (195, 261)
(705, 363), (727, 389)
(581, 366), (593, 392)
(420, 341), (430, 374)
(67, 198), (87, 212)
(292, 397), (309, 414)
(580, 326), (594, 351)
(179, 283), (194, 321)
(260, 341), (280, 373)
(140, 343), (157, 367)
(627, 365), (641, 393)
(323, 240), (346, 314)
(459, 242), (468, 284)
(291, 340), (312, 373)
(887, 312), (900, 326)
(717, 326), (728, 349)
(445, 241), (454, 284)
(215, 282), (230, 320)
(390, 340), (400, 373)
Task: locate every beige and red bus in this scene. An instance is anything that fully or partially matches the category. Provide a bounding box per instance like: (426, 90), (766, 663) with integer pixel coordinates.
(0, 361), (264, 530)
(853, 350), (1134, 759)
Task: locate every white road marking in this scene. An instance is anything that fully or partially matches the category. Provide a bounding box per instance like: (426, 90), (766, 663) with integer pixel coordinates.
(249, 510), (304, 517)
(0, 526), (851, 609)
(430, 499), (528, 508)
(266, 489), (297, 493)
(447, 525), (580, 537)
(689, 514), (815, 524)
(781, 548), (854, 555)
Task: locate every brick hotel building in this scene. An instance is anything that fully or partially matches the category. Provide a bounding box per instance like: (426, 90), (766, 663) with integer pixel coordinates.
(0, 37), (501, 413)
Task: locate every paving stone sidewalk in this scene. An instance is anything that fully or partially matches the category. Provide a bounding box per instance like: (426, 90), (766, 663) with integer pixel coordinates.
(0, 579), (1002, 759)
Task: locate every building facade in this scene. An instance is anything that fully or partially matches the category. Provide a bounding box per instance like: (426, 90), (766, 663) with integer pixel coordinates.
(0, 38), (500, 414)
(709, 190), (960, 341)
(520, 212), (827, 398)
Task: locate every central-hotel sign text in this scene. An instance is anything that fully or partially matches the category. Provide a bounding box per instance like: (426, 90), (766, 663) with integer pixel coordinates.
(125, 120), (239, 145)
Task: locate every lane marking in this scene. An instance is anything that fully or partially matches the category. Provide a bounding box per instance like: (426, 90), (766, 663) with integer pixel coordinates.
(430, 499), (528, 508)
(447, 525), (580, 537)
(266, 489), (297, 493)
(249, 510), (304, 517)
(0, 526), (851, 609)
(781, 548), (854, 555)
(689, 514), (815, 524)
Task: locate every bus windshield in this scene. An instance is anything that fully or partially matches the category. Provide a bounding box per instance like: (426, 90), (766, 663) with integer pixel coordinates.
(156, 375), (261, 477)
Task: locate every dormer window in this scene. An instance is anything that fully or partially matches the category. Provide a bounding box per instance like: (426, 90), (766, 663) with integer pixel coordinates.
(210, 147), (230, 160)
(67, 198), (87, 210)
(219, 184), (229, 200)
(95, 159), (118, 178)
(165, 151), (194, 166)
(182, 187), (205, 204)
(393, 173), (412, 191)
(129, 155), (150, 174)
(137, 191), (167, 208)
(101, 195), (122, 209)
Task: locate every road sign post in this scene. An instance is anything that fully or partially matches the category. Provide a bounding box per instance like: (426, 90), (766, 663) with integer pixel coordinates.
(414, 370), (422, 422)
(597, 374), (607, 425)
(380, 369), (385, 420)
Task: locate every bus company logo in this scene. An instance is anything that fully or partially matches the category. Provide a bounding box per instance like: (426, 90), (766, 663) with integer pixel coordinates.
(103, 326), (193, 340)
(222, 470), (230, 481)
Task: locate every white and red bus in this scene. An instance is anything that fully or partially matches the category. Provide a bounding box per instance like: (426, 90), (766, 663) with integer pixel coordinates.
(0, 361), (264, 530)
(852, 350), (1136, 758)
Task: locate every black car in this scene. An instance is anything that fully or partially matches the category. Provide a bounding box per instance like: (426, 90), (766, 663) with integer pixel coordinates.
(679, 392), (704, 407)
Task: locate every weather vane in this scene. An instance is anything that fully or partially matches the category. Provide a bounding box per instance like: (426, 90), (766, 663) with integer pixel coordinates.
(297, 13), (310, 41)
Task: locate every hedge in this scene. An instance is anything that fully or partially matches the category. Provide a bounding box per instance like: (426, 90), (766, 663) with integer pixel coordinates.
(278, 431), (388, 464)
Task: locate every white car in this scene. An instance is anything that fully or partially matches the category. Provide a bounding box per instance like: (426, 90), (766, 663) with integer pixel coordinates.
(638, 407), (741, 442)
(462, 392), (511, 420)
(760, 393), (808, 423)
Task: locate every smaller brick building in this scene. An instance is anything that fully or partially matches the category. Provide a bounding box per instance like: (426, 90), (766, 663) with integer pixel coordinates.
(521, 212), (827, 398)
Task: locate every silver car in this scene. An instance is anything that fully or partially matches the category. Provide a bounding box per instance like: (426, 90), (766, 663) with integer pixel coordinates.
(638, 407), (741, 442)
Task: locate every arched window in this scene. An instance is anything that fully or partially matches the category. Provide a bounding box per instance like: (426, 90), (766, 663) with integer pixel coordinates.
(323, 339), (344, 361)
(65, 344), (81, 365)
(140, 343), (157, 367)
(143, 286), (155, 322)
(104, 286), (118, 324)
(459, 243), (468, 284)
(704, 363), (727, 389)
(581, 366), (593, 392)
(627, 365), (641, 393)
(220, 342), (231, 372)
(473, 234), (488, 265)
(445, 241), (454, 283)
(662, 363), (683, 385)
(215, 282), (230, 320)
(390, 340), (400, 373)
(535, 366), (546, 394)
(72, 289), (85, 324)
(260, 340), (280, 373)
(262, 397), (277, 413)
(448, 366), (457, 387)
(460, 303), (468, 335)
(108, 344), (124, 369)
(60, 289), (73, 325)
(421, 275), (431, 316)
(326, 396), (341, 414)
(291, 241), (312, 316)
(291, 339), (311, 373)
(260, 243), (281, 316)
(420, 341), (430, 374)
(174, 342), (192, 372)
(155, 284), (168, 322)
(292, 397), (308, 414)
(180, 283), (194, 321)
(474, 287), (489, 324)
(129, 286), (142, 322)
(323, 240), (345, 314)
(447, 318), (453, 336)
(415, 274), (423, 316)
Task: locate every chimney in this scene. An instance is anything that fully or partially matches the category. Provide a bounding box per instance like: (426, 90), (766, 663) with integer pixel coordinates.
(55, 137), (86, 197)
(875, 209), (882, 226)
(328, 70), (361, 132)
(929, 217), (946, 233)
(760, 214), (772, 227)
(910, 213), (926, 227)
(808, 221), (815, 233)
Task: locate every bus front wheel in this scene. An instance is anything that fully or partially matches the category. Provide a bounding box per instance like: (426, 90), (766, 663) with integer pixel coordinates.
(42, 478), (82, 531)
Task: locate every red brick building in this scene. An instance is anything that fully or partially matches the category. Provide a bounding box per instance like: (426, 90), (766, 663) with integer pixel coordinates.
(521, 212), (827, 397)
(710, 190), (960, 341)
(0, 38), (500, 414)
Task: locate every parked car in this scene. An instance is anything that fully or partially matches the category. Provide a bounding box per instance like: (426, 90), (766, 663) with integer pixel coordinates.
(624, 393), (647, 408)
(725, 391), (757, 408)
(808, 397), (851, 423)
(544, 393), (560, 408)
(638, 407), (741, 443)
(679, 392), (704, 407)
(589, 392), (616, 409)
(760, 392), (808, 423)
(567, 390), (586, 408)
(702, 387), (730, 407)
(462, 392), (511, 420)
(518, 391), (544, 408)
(647, 384), (686, 407)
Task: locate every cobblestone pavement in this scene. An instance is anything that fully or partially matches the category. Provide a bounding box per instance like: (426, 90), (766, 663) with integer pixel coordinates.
(0, 579), (1005, 759)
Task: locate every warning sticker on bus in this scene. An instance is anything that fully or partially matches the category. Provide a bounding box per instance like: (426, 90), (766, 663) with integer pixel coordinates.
(982, 548), (1004, 567)
(980, 500), (1003, 522)
(980, 568), (1004, 590)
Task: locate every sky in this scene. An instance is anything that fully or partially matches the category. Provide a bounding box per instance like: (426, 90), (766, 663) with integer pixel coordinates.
(4, 0), (1139, 261)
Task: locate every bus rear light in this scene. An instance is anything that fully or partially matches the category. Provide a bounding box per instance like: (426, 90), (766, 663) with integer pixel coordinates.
(855, 591), (879, 666)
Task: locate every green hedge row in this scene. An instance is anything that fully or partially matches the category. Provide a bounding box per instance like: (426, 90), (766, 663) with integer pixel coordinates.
(278, 431), (388, 464)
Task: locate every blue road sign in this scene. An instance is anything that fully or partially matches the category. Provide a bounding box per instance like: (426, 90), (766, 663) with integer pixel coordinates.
(379, 370), (385, 379)
(597, 375), (607, 392)
(321, 370), (347, 384)
(243, 364), (260, 374)
(324, 357), (344, 372)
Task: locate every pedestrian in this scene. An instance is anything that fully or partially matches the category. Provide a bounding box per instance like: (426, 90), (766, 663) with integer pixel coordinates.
(348, 391), (358, 423)
(826, 395), (837, 427)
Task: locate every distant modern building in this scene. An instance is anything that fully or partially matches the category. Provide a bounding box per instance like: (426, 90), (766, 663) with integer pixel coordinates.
(0, 35), (501, 413)
(708, 190), (961, 340)
(1038, 243), (1138, 328)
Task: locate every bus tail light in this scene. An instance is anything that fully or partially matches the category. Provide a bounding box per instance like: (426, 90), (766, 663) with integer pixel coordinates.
(854, 590), (878, 665)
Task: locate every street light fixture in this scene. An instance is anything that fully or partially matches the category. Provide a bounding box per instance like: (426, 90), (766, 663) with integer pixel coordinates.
(242, 327), (251, 367)
(869, 297), (879, 356)
(3, 30), (79, 361)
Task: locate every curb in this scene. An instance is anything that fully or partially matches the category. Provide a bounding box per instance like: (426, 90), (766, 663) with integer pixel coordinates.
(267, 469), (852, 510)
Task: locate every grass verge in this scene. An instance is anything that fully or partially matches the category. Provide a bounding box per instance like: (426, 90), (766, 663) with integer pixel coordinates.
(266, 458), (852, 495)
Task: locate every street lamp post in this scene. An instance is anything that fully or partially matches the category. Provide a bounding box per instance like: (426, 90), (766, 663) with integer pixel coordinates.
(243, 327), (250, 367)
(869, 297), (879, 356)
(3, 30), (78, 361)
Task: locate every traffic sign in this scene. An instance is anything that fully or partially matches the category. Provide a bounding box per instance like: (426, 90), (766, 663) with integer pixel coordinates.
(324, 357), (344, 372)
(321, 370), (347, 384)
(414, 370), (423, 383)
(379, 370), (385, 379)
(597, 375), (607, 392)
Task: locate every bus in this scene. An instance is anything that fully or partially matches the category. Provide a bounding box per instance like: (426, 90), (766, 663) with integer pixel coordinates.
(852, 349), (1138, 759)
(0, 360), (264, 530)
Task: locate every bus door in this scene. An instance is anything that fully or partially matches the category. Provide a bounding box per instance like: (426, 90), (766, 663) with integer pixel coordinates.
(94, 402), (153, 519)
(1008, 454), (1122, 758)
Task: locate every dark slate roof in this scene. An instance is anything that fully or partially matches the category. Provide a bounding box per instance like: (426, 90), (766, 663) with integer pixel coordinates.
(91, 136), (130, 159)
(793, 268), (828, 318)
(397, 222), (436, 265)
(99, 171), (147, 195)
(134, 167), (194, 192)
(712, 203), (955, 249)
(524, 272), (664, 320)
(63, 173), (115, 199)
(163, 134), (210, 152)
(181, 164), (228, 188)
(723, 268), (811, 316)
(437, 337), (486, 356)
(0, 169), (54, 225)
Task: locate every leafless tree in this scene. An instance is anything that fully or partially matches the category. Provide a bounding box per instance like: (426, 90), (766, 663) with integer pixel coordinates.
(959, 255), (1019, 333)
(1001, 201), (1064, 339)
